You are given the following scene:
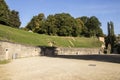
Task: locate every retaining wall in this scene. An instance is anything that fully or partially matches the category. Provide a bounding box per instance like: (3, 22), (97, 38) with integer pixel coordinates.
(56, 48), (100, 55)
(0, 41), (41, 60)
(0, 41), (101, 60)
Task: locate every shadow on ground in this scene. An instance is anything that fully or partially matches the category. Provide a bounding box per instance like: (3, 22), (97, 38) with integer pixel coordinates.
(49, 54), (120, 64)
(38, 46), (120, 64)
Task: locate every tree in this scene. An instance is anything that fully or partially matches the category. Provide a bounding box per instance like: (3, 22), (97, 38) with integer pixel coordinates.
(109, 21), (116, 52)
(79, 16), (89, 37)
(26, 13), (45, 32)
(105, 21), (116, 53)
(86, 16), (103, 37)
(80, 16), (89, 25)
(53, 13), (83, 36)
(86, 16), (101, 36)
(25, 12), (103, 37)
(54, 13), (73, 36)
(38, 13), (83, 36)
(80, 16), (103, 37)
(73, 18), (83, 36)
(41, 15), (57, 35)
(0, 0), (10, 25)
(9, 10), (21, 28)
(0, 0), (21, 28)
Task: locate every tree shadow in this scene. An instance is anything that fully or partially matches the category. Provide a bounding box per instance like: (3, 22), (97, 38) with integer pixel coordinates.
(53, 54), (120, 64)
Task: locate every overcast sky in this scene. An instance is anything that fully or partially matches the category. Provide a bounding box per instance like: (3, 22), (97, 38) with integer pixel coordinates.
(5, 0), (120, 34)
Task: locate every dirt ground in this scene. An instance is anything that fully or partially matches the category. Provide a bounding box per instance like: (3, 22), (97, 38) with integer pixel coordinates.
(0, 55), (120, 80)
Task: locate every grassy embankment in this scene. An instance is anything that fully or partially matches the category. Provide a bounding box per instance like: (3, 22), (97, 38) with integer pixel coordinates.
(0, 24), (102, 48)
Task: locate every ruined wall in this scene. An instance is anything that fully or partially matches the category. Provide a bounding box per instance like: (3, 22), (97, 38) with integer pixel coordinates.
(56, 48), (100, 55)
(40, 47), (101, 56)
(0, 41), (101, 60)
(0, 44), (4, 60)
(0, 41), (41, 60)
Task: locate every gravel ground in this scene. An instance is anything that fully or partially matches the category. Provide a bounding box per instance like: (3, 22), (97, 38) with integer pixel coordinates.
(0, 56), (120, 80)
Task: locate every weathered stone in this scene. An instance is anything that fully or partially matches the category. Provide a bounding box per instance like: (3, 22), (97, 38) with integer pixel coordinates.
(0, 41), (41, 60)
(0, 41), (101, 60)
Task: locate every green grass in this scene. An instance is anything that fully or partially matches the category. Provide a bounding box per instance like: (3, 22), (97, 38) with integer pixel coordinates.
(0, 60), (10, 64)
(0, 24), (102, 48)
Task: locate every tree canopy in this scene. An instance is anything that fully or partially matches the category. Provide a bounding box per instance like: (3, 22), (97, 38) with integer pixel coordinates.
(26, 13), (45, 32)
(80, 16), (104, 37)
(105, 21), (116, 53)
(0, 0), (21, 28)
(26, 13), (104, 37)
(26, 13), (85, 37)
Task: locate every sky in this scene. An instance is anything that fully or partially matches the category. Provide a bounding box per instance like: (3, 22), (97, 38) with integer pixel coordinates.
(5, 0), (120, 34)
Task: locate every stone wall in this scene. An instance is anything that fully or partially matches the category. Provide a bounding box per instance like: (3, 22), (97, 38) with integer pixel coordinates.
(0, 41), (101, 60)
(0, 44), (4, 60)
(0, 41), (41, 60)
(56, 48), (100, 55)
(39, 47), (101, 56)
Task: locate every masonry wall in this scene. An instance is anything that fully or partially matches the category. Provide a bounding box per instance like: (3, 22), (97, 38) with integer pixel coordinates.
(0, 44), (4, 60)
(56, 48), (100, 55)
(0, 41), (101, 60)
(37, 47), (101, 56)
(0, 41), (41, 60)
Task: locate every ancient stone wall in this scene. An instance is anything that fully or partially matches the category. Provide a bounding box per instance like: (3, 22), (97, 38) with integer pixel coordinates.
(0, 44), (4, 60)
(0, 41), (41, 60)
(0, 41), (101, 60)
(56, 47), (100, 55)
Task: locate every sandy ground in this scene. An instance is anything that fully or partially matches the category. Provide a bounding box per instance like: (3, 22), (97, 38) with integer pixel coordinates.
(0, 56), (120, 80)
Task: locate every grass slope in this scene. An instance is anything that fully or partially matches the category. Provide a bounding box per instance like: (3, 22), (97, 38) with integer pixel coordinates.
(0, 24), (102, 48)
